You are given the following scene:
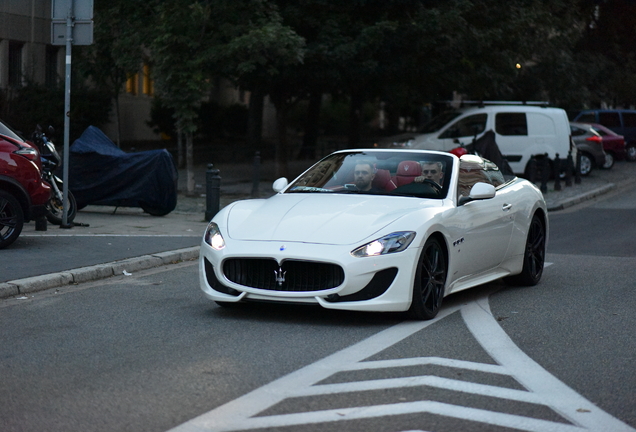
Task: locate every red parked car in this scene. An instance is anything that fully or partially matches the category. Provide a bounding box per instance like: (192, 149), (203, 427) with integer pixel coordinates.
(0, 120), (51, 249)
(590, 123), (627, 168)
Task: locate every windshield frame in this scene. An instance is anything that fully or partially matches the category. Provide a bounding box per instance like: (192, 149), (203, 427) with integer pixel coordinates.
(285, 150), (454, 200)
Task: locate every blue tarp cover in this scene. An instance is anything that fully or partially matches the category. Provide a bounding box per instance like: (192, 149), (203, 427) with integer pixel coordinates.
(69, 126), (177, 215)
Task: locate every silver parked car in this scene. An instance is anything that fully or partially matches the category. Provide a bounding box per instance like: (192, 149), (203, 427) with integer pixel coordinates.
(570, 122), (608, 176)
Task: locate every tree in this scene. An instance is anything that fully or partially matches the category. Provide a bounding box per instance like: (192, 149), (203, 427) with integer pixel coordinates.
(211, 0), (305, 177)
(75, 0), (150, 146)
(149, 1), (216, 196)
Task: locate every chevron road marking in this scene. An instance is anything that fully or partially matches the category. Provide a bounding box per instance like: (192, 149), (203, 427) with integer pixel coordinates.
(168, 290), (635, 432)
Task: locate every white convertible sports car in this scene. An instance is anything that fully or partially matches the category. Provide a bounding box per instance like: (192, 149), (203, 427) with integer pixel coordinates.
(199, 149), (547, 320)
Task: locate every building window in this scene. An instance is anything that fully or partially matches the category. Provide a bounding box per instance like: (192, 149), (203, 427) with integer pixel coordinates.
(45, 46), (60, 87)
(126, 73), (138, 95)
(142, 64), (153, 96)
(8, 41), (24, 87)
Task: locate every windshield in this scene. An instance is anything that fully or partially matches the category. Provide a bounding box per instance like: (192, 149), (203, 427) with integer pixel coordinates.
(419, 111), (462, 133)
(0, 119), (25, 142)
(286, 151), (453, 199)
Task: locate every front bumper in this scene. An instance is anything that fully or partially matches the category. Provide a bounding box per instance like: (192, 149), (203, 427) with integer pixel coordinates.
(199, 239), (420, 312)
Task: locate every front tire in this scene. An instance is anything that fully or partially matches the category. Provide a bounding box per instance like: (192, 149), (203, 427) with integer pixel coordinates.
(626, 145), (636, 162)
(0, 190), (24, 249)
(506, 213), (546, 286)
(409, 237), (447, 320)
(46, 188), (77, 225)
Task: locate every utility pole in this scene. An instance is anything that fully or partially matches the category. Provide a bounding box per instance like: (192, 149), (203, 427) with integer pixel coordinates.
(51, 0), (93, 227)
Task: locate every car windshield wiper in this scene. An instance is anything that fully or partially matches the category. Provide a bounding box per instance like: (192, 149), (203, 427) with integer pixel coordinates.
(287, 186), (334, 193)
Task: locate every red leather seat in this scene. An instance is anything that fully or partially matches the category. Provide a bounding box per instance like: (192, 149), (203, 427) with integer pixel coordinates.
(373, 168), (396, 191)
(392, 161), (422, 187)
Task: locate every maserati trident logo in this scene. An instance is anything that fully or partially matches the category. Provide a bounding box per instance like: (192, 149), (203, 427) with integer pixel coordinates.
(274, 267), (286, 287)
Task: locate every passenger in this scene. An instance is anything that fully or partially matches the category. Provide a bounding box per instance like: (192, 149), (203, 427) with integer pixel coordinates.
(414, 161), (444, 186)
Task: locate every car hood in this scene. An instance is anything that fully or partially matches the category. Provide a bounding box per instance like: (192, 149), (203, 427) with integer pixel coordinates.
(225, 194), (436, 245)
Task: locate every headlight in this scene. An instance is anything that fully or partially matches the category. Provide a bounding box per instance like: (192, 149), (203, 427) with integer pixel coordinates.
(204, 222), (225, 250)
(351, 231), (416, 257)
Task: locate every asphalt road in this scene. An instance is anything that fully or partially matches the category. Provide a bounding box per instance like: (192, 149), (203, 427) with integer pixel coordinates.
(1, 235), (200, 282)
(1, 186), (635, 432)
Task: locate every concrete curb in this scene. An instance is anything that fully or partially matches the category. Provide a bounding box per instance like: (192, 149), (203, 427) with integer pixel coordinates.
(546, 183), (617, 212)
(0, 246), (200, 300)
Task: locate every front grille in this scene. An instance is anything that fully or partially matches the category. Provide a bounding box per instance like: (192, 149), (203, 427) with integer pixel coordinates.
(223, 258), (344, 292)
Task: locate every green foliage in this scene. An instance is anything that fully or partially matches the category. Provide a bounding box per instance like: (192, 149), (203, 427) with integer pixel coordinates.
(1, 82), (111, 142)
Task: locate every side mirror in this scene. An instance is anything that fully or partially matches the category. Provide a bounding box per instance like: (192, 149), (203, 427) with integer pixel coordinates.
(459, 182), (496, 205)
(273, 177), (289, 193)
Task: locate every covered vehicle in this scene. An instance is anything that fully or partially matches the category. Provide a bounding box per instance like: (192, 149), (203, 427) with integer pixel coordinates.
(69, 126), (177, 215)
(199, 149), (548, 320)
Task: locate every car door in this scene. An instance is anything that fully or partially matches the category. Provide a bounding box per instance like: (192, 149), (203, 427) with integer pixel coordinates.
(451, 159), (515, 279)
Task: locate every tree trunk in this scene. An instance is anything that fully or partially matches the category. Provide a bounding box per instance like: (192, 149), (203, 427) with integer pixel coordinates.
(274, 105), (289, 178)
(297, 90), (322, 160)
(348, 90), (363, 148)
(177, 129), (184, 169)
(247, 87), (264, 153)
(185, 130), (195, 196)
(114, 92), (121, 147)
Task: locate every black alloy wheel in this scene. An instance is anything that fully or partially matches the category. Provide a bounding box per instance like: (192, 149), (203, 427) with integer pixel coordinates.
(506, 213), (546, 286)
(0, 190), (24, 249)
(409, 237), (447, 320)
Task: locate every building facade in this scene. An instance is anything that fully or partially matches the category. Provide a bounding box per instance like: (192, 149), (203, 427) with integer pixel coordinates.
(0, 1), (274, 144)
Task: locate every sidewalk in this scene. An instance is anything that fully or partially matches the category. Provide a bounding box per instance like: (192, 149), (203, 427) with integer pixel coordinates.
(2, 158), (635, 299)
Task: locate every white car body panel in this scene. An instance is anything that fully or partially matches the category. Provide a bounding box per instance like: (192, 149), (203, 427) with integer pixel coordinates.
(199, 149), (548, 317)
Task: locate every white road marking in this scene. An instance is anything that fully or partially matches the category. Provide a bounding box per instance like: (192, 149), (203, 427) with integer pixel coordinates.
(462, 297), (634, 431)
(168, 291), (635, 432)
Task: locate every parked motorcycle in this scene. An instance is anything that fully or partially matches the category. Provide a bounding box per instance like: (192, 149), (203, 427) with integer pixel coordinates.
(32, 125), (77, 225)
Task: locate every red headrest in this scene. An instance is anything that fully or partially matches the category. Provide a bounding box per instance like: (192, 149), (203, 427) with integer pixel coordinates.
(394, 161), (422, 186)
(373, 168), (396, 191)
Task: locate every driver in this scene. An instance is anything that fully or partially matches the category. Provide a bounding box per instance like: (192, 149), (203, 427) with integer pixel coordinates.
(353, 160), (380, 192)
(414, 161), (444, 186)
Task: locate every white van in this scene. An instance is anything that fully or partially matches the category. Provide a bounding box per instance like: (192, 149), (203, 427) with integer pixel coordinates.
(382, 104), (574, 176)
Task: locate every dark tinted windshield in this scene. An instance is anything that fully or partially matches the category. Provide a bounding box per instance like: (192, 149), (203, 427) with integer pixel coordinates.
(419, 111), (462, 133)
(286, 151), (454, 199)
(0, 119), (24, 142)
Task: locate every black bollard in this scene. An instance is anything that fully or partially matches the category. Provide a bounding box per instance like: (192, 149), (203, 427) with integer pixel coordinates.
(540, 154), (549, 194)
(553, 153), (561, 191)
(35, 216), (47, 231)
(565, 151), (573, 187)
(251, 151), (261, 198)
(575, 150), (582, 184)
(205, 164), (221, 221)
(527, 156), (537, 184)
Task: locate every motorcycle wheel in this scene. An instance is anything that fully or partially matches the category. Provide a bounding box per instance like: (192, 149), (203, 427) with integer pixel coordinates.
(139, 202), (171, 216)
(46, 189), (77, 225)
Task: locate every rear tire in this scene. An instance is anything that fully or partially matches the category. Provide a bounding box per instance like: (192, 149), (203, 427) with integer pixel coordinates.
(408, 237), (447, 320)
(140, 202), (171, 216)
(0, 190), (24, 249)
(578, 153), (593, 176)
(602, 152), (615, 169)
